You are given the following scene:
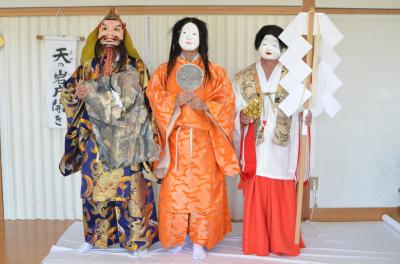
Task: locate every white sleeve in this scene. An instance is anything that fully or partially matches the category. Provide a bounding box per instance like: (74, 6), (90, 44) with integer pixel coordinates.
(233, 81), (248, 158)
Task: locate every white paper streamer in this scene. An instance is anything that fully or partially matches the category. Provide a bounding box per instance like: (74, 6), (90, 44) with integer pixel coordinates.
(278, 12), (343, 118)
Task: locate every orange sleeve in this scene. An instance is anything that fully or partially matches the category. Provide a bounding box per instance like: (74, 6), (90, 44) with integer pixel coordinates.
(145, 65), (176, 149)
(205, 66), (236, 142)
(205, 66), (240, 176)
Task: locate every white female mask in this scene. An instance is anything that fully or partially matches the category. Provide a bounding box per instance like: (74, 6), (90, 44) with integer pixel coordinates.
(179, 22), (200, 52)
(257, 34), (281, 60)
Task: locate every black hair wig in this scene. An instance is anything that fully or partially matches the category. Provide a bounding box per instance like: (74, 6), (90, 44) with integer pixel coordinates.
(254, 25), (287, 51)
(167, 17), (211, 82)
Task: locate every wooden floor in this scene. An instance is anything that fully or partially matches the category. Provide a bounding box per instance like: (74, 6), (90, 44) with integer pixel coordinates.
(0, 220), (73, 264)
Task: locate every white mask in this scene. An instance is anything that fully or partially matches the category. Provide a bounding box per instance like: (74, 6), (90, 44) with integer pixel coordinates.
(257, 34), (281, 60)
(178, 22), (200, 52)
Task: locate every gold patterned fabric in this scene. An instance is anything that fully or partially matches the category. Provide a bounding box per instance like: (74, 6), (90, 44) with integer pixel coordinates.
(84, 69), (159, 171)
(60, 57), (159, 250)
(235, 63), (292, 147)
(236, 64), (262, 119)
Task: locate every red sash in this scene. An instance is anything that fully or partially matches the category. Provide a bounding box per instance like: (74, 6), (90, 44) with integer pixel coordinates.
(238, 122), (257, 189)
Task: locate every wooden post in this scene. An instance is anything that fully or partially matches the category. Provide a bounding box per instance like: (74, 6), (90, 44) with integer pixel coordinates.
(303, 0), (316, 12)
(0, 144), (3, 220)
(294, 7), (315, 245)
(299, 0), (315, 224)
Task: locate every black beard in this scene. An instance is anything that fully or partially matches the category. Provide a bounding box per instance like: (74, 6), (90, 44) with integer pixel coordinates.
(94, 39), (127, 73)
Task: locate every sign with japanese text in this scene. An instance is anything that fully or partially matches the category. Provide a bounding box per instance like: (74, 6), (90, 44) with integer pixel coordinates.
(42, 36), (78, 128)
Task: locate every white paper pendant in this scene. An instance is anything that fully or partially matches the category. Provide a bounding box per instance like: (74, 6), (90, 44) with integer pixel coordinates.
(278, 12), (344, 118)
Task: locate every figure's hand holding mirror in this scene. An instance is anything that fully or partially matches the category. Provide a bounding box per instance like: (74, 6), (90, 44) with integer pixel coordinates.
(175, 91), (194, 107)
(176, 63), (207, 110)
(188, 96), (208, 111)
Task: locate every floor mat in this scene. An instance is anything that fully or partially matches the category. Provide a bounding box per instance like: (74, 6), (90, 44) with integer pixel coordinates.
(42, 220), (400, 264)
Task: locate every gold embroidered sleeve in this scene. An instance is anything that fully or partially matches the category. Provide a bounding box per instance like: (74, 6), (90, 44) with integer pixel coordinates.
(242, 96), (263, 119)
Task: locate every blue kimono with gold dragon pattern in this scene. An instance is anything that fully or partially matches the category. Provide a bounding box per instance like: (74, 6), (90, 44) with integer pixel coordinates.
(60, 56), (159, 251)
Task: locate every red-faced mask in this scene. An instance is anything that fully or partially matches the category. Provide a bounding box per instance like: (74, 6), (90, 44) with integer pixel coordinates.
(98, 20), (124, 46)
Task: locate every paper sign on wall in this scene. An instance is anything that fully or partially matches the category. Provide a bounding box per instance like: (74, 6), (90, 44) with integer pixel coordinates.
(42, 36), (78, 128)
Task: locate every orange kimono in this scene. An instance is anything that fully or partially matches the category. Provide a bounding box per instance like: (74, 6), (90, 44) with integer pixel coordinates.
(146, 56), (240, 250)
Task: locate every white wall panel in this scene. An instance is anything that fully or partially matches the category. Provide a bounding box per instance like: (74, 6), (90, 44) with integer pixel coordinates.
(316, 0), (400, 9)
(313, 14), (400, 208)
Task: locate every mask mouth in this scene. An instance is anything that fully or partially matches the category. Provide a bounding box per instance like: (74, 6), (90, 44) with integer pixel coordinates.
(100, 36), (120, 45)
(266, 51), (272, 55)
(185, 41), (192, 44)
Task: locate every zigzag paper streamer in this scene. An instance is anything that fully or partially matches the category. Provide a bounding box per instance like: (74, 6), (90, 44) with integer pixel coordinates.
(278, 12), (343, 118)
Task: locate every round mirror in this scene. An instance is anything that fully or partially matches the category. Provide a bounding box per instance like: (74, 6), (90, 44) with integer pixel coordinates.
(176, 64), (204, 91)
